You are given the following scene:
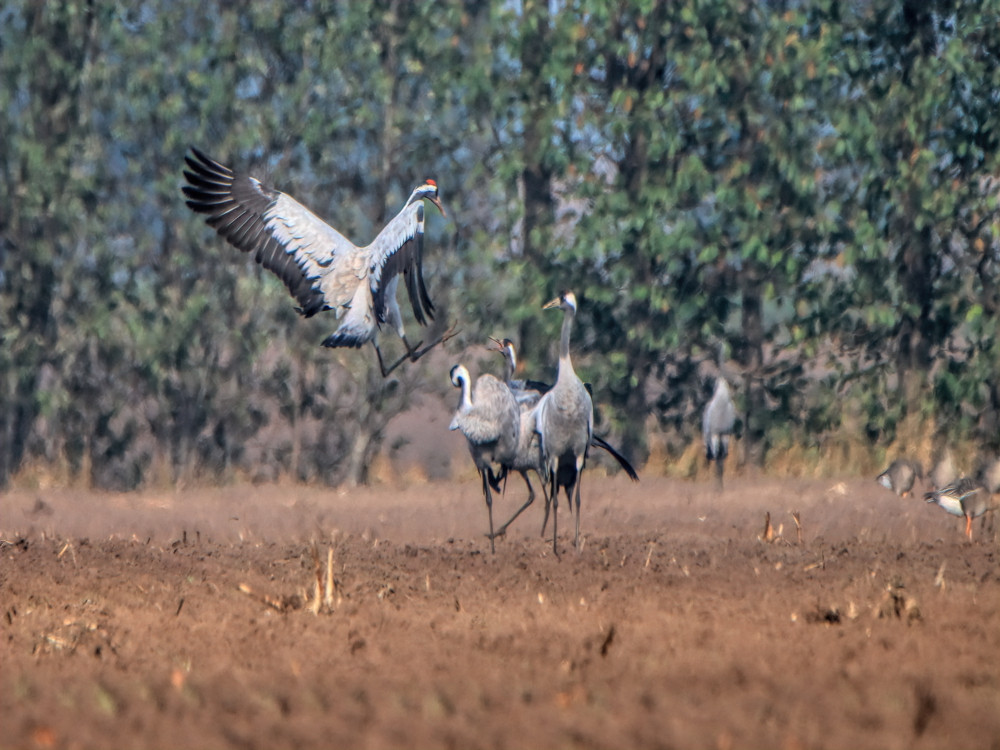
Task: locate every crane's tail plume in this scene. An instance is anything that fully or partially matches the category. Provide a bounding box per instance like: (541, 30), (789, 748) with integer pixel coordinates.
(591, 435), (638, 481)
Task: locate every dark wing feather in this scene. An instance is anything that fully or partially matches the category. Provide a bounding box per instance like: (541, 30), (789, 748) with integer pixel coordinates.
(368, 201), (435, 326)
(527, 378), (553, 395)
(182, 147), (332, 318)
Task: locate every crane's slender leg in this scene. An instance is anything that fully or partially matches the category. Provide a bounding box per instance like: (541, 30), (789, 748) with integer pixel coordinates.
(965, 514), (973, 541)
(540, 487), (552, 539)
(482, 468), (496, 554)
(540, 464), (557, 539)
(373, 343), (394, 378)
(406, 324), (460, 362)
(378, 326), (460, 377)
(573, 458), (584, 552)
(715, 455), (725, 491)
(549, 470), (560, 558)
(491, 471), (545, 539)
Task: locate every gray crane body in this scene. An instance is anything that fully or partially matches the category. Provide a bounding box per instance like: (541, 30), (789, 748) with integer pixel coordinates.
(449, 364), (520, 552)
(702, 377), (736, 488)
(534, 292), (594, 554)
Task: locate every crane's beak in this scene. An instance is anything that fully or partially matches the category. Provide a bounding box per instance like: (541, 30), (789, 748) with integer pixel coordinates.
(429, 195), (446, 218)
(487, 336), (505, 352)
(542, 296), (561, 310)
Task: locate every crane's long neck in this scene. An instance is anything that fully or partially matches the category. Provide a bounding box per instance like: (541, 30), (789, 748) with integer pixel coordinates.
(458, 373), (473, 412)
(557, 307), (576, 382)
(503, 347), (517, 386)
(715, 378), (729, 401)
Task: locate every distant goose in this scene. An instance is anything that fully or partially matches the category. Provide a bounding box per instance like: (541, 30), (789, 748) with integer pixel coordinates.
(877, 458), (923, 498)
(924, 476), (996, 541)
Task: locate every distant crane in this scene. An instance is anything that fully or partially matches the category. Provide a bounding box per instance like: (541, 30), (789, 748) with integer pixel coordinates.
(448, 364), (520, 553)
(876, 458), (923, 498)
(487, 337), (637, 541)
(534, 291), (593, 555)
(182, 147), (451, 376)
(924, 476), (996, 541)
(702, 376), (736, 489)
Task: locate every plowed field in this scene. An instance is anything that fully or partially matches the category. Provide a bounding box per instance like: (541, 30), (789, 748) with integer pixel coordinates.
(3, 476), (998, 749)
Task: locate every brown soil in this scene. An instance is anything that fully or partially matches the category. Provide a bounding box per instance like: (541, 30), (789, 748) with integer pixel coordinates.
(2, 475), (999, 750)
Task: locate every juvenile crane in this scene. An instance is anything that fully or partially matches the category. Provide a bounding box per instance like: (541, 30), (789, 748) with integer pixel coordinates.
(534, 291), (594, 554)
(702, 376), (736, 489)
(487, 337), (638, 541)
(182, 147), (449, 376)
(448, 364), (520, 553)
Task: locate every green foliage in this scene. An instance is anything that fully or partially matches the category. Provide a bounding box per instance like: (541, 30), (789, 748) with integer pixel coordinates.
(2, 0), (999, 488)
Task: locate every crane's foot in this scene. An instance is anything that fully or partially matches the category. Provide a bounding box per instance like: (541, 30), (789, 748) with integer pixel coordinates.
(377, 324), (460, 377)
(487, 512), (525, 541)
(407, 323), (460, 362)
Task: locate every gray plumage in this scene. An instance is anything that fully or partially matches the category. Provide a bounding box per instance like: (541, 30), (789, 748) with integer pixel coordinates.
(534, 291), (594, 554)
(488, 337), (638, 541)
(489, 338), (549, 407)
(876, 458), (923, 498)
(485, 338), (550, 541)
(924, 475), (996, 541)
(702, 377), (736, 488)
(182, 147), (446, 376)
(449, 364), (520, 552)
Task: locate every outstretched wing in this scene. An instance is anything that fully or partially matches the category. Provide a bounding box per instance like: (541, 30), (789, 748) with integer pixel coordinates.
(182, 147), (360, 318)
(367, 200), (434, 327)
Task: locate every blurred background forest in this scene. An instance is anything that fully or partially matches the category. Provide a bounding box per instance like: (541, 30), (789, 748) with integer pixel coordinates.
(2, 0), (999, 491)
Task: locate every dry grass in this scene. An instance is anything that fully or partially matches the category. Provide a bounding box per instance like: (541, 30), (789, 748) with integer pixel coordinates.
(8, 413), (987, 493)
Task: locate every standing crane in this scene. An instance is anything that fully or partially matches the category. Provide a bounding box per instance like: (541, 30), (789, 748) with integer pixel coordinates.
(702, 376), (736, 489)
(448, 364), (520, 553)
(182, 147), (451, 376)
(534, 291), (593, 555)
(487, 337), (637, 541)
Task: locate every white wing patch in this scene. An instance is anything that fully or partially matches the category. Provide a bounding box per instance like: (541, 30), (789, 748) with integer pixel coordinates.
(265, 193), (361, 314)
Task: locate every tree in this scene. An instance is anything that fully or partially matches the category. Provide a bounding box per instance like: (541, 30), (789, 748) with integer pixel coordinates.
(828, 0), (1000, 452)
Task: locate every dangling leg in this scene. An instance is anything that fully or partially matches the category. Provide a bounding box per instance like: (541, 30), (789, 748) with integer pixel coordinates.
(965, 514), (973, 541)
(407, 324), (460, 362)
(376, 325), (460, 377)
(373, 342), (395, 378)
